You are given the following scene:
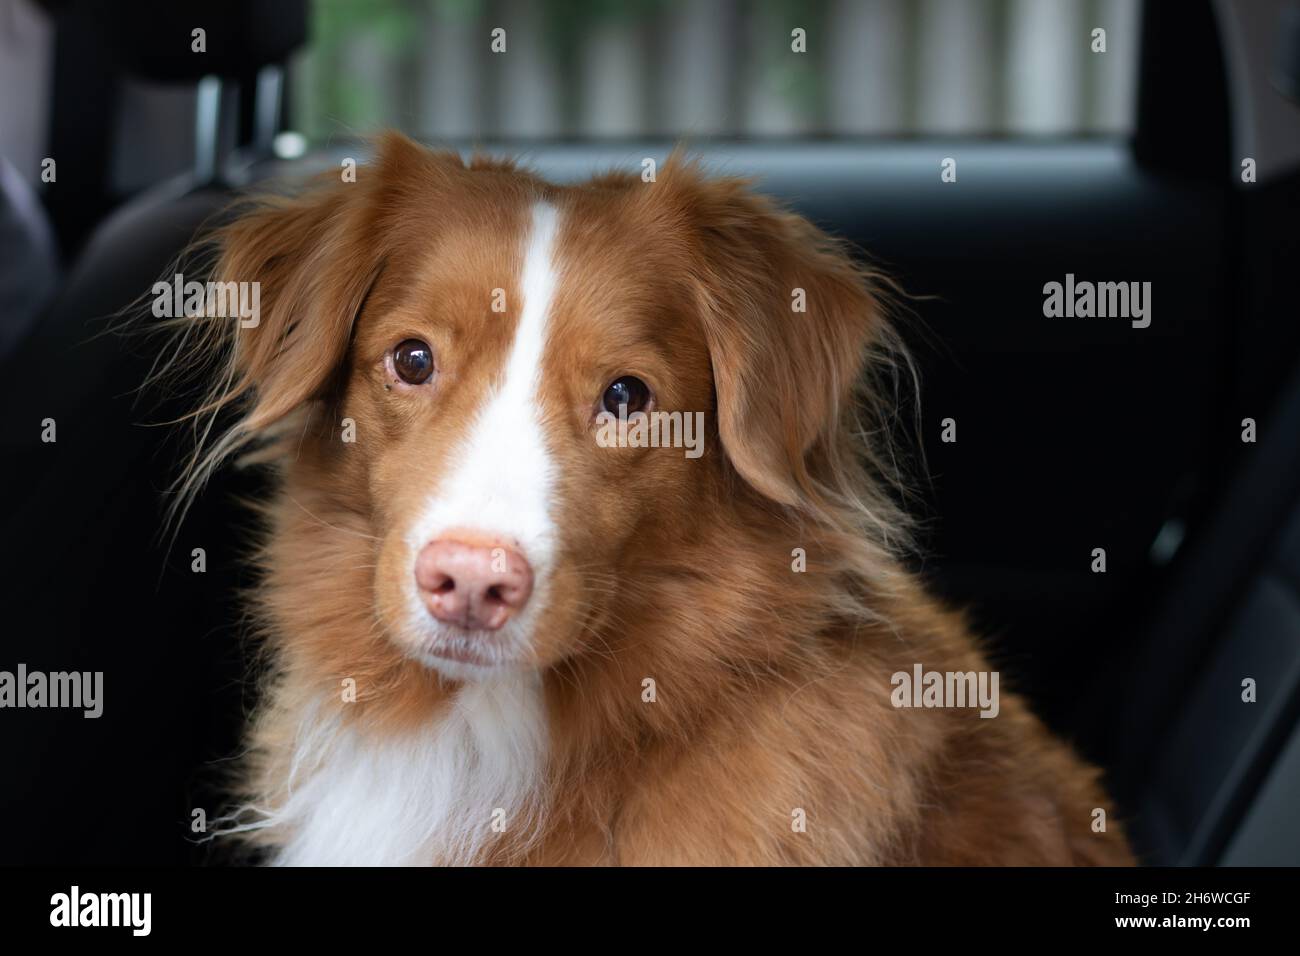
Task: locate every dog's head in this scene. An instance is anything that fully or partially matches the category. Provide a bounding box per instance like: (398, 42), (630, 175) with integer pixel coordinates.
(184, 134), (905, 683)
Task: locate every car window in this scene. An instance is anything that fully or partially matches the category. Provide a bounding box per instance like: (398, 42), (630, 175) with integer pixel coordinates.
(288, 0), (1141, 144)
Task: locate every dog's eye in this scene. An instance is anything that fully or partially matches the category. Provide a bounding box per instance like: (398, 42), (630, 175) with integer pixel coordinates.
(601, 376), (652, 415)
(392, 339), (435, 385)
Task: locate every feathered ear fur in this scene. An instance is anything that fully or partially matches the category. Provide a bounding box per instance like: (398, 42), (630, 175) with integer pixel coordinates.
(648, 160), (916, 559)
(203, 132), (445, 432)
(152, 132), (454, 522)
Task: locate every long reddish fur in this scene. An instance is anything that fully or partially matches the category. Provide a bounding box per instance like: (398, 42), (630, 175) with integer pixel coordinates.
(168, 133), (1134, 865)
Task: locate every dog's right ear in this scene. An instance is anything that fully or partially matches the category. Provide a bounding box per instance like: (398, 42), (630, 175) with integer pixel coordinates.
(208, 132), (436, 435)
(161, 132), (451, 515)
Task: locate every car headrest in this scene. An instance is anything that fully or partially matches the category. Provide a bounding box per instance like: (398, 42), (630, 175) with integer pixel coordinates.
(94, 0), (308, 83)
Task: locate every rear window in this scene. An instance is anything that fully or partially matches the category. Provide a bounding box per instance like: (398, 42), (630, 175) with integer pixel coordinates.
(290, 0), (1141, 143)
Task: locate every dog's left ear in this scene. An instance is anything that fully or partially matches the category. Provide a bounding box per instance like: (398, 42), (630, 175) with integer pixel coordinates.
(666, 169), (888, 509)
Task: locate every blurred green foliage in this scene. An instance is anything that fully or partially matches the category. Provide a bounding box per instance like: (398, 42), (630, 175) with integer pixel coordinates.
(297, 0), (831, 139)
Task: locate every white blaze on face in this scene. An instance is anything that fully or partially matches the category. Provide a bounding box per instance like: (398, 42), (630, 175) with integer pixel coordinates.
(406, 202), (561, 661)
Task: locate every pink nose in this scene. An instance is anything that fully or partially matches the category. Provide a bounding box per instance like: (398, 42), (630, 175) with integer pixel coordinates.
(414, 535), (534, 631)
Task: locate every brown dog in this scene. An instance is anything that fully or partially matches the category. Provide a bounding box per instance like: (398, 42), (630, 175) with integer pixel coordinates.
(170, 133), (1133, 865)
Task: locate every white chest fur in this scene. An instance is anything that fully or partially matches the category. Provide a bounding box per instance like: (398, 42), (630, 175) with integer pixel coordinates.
(262, 675), (548, 866)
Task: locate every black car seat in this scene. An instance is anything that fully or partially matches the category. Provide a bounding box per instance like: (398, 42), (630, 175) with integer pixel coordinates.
(1113, 357), (1300, 864)
(0, 0), (306, 864)
(0, 154), (59, 360)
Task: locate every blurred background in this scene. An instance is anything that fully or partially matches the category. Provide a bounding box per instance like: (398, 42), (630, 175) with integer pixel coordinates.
(2, 0), (1142, 226)
(0, 0), (1298, 868)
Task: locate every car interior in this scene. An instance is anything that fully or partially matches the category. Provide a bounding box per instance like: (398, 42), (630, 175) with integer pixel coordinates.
(0, 0), (1297, 866)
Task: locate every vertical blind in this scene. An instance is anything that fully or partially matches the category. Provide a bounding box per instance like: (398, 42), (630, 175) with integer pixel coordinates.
(292, 0), (1141, 142)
